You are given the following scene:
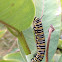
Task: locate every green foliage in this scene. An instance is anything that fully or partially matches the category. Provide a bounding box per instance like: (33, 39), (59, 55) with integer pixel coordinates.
(23, 27), (36, 53)
(58, 55), (62, 62)
(0, 0), (61, 62)
(17, 41), (28, 62)
(58, 39), (62, 49)
(61, 0), (62, 8)
(53, 54), (61, 62)
(3, 52), (23, 62)
(0, 0), (35, 62)
(0, 0), (35, 31)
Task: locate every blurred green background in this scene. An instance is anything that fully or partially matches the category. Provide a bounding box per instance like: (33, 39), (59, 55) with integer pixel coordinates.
(0, 0), (62, 62)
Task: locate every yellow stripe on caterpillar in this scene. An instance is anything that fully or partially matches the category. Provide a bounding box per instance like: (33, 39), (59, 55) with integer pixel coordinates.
(37, 49), (45, 52)
(39, 37), (45, 40)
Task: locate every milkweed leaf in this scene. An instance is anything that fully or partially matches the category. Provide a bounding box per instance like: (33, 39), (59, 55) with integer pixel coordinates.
(0, 0), (35, 31)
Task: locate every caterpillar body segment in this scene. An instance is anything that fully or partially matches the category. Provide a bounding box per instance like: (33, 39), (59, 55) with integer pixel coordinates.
(31, 17), (45, 62)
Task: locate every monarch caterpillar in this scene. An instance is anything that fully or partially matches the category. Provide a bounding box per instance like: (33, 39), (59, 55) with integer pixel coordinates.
(31, 17), (45, 62)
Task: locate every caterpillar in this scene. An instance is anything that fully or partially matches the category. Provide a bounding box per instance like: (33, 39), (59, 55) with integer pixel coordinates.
(31, 17), (45, 62)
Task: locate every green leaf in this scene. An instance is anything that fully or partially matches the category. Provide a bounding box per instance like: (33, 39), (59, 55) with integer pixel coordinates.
(60, 0), (62, 8)
(22, 27), (37, 62)
(35, 0), (61, 62)
(53, 54), (61, 62)
(3, 52), (24, 62)
(23, 0), (61, 62)
(17, 40), (28, 62)
(0, 60), (20, 62)
(58, 39), (62, 49)
(23, 27), (36, 53)
(58, 55), (62, 62)
(0, 0), (35, 31)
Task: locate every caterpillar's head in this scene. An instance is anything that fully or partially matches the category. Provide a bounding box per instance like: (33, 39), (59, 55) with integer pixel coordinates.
(33, 17), (41, 23)
(34, 17), (37, 20)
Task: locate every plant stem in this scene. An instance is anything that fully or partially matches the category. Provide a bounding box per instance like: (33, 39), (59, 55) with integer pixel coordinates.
(18, 31), (31, 55)
(46, 25), (55, 62)
(0, 20), (19, 32)
(7, 26), (18, 37)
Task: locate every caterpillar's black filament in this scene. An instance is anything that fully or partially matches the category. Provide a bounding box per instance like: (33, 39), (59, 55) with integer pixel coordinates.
(31, 17), (45, 62)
